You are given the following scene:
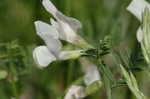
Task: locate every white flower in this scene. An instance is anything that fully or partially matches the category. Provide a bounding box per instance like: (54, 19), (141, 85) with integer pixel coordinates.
(84, 65), (100, 85)
(64, 85), (86, 99)
(33, 45), (83, 68)
(33, 0), (86, 68)
(33, 21), (83, 68)
(127, 0), (150, 21)
(33, 46), (56, 68)
(80, 58), (101, 85)
(127, 0), (150, 42)
(42, 0), (82, 43)
(34, 21), (62, 57)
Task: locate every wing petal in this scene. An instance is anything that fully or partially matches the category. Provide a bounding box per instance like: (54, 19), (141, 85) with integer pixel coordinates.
(45, 37), (62, 57)
(80, 58), (101, 85)
(33, 46), (56, 68)
(42, 0), (58, 17)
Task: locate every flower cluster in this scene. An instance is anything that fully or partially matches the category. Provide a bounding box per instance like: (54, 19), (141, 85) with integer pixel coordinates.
(33, 0), (101, 98)
(33, 0), (87, 68)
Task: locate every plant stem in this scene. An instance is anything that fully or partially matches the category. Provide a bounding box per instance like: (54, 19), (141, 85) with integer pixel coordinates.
(67, 60), (75, 85)
(85, 80), (102, 96)
(9, 64), (19, 99)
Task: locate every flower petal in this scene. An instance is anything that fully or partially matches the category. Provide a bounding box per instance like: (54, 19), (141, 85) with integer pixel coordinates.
(33, 46), (56, 68)
(50, 18), (66, 40)
(50, 12), (82, 43)
(137, 27), (143, 42)
(34, 21), (59, 40)
(66, 17), (82, 32)
(42, 0), (82, 43)
(34, 21), (62, 56)
(127, 0), (150, 21)
(59, 21), (81, 43)
(42, 0), (82, 31)
(45, 37), (62, 57)
(42, 0), (58, 17)
(51, 18), (80, 43)
(80, 58), (101, 85)
(84, 65), (100, 85)
(64, 85), (86, 99)
(55, 11), (82, 32)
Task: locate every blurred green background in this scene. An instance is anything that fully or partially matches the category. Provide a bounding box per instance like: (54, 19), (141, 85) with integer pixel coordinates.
(0, 0), (139, 45)
(0, 0), (150, 99)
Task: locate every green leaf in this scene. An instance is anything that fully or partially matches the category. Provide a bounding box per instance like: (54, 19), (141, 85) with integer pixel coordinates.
(120, 65), (148, 99)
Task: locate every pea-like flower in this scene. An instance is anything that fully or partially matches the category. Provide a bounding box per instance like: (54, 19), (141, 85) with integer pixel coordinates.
(127, 0), (150, 42)
(33, 0), (88, 68)
(33, 45), (83, 68)
(42, 0), (82, 43)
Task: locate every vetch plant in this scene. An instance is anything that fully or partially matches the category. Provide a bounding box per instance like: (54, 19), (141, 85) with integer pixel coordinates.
(31, 0), (150, 99)
(0, 41), (35, 99)
(33, 0), (93, 68)
(33, 0), (104, 98)
(1, 0), (150, 98)
(33, 0), (110, 68)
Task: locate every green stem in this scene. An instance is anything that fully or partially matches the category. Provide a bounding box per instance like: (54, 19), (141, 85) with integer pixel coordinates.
(67, 60), (75, 85)
(11, 81), (19, 99)
(85, 80), (102, 96)
(9, 64), (19, 99)
(74, 39), (93, 49)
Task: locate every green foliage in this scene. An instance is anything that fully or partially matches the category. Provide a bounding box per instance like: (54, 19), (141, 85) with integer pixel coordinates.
(141, 8), (150, 70)
(120, 65), (147, 99)
(0, 0), (150, 99)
